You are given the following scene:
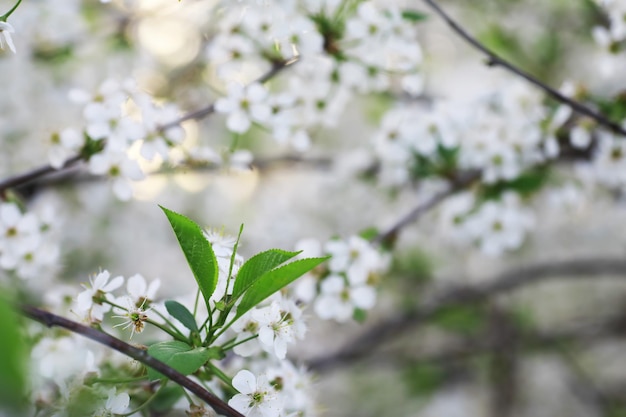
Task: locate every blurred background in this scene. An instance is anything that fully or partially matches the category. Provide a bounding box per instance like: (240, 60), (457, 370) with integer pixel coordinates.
(3, 0), (626, 416)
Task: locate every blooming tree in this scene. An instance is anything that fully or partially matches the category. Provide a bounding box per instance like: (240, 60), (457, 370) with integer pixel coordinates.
(1, 0), (626, 416)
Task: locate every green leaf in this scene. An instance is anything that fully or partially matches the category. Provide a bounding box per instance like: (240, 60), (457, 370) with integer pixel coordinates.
(353, 308), (368, 323)
(0, 297), (27, 414)
(147, 341), (212, 380)
(232, 249), (300, 299)
(433, 305), (486, 335)
(150, 384), (184, 413)
(401, 9), (428, 22)
(164, 300), (198, 332)
(235, 257), (329, 321)
(595, 93), (626, 123)
(67, 386), (100, 417)
(392, 248), (434, 283)
(160, 206), (218, 310)
(480, 167), (550, 200)
(358, 227), (379, 241)
(403, 363), (445, 396)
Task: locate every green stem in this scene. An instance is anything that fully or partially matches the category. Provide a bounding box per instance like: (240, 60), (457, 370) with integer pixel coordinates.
(211, 313), (240, 343)
(0, 0), (22, 21)
(182, 388), (194, 405)
(152, 308), (187, 339)
(200, 315), (211, 335)
(221, 334), (258, 352)
(118, 380), (169, 417)
(229, 134), (240, 153)
(146, 318), (189, 343)
(193, 288), (201, 317)
(91, 375), (147, 384)
(103, 299), (188, 342)
(205, 362), (234, 391)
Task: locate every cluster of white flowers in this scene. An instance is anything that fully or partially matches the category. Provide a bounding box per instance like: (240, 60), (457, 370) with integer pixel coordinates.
(53, 79), (187, 201)
(439, 192), (535, 257)
(201, 229), (317, 417)
(209, 0), (422, 150)
(28, 271), (160, 414)
(73, 270), (159, 327)
(229, 361), (317, 417)
(293, 235), (390, 322)
(231, 293), (307, 360)
(585, 130), (626, 188)
(10, 0), (626, 415)
(30, 331), (132, 416)
(593, 0), (626, 50)
(340, 2), (423, 94)
(369, 79), (612, 255)
(0, 202), (59, 280)
(373, 81), (554, 187)
(36, 228), (320, 417)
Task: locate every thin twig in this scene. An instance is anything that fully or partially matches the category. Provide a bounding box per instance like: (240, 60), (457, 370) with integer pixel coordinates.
(421, 0), (626, 136)
(0, 155), (83, 195)
(372, 170), (479, 246)
(369, 305), (626, 369)
(12, 154), (332, 197)
(307, 257), (626, 372)
(157, 58), (296, 132)
(0, 59), (296, 195)
(22, 305), (244, 417)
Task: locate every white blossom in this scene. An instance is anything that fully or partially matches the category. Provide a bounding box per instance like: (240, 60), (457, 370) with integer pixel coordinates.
(314, 274), (376, 322)
(0, 21), (16, 53)
(215, 83), (271, 134)
(74, 270), (124, 323)
(88, 150), (145, 201)
(229, 370), (283, 417)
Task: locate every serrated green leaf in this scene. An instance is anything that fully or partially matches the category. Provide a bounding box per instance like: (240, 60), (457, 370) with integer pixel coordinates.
(235, 257), (329, 321)
(401, 9), (428, 22)
(164, 300), (198, 332)
(0, 296), (27, 414)
(147, 341), (211, 380)
(232, 249), (300, 299)
(160, 206), (218, 310)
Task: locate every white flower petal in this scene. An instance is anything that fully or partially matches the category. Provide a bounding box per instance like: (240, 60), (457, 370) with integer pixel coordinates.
(232, 369), (256, 395)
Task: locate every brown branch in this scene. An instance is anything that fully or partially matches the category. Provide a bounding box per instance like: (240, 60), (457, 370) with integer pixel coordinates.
(421, 0), (626, 137)
(22, 305), (244, 417)
(156, 58), (297, 132)
(366, 304), (626, 371)
(0, 155), (83, 196)
(0, 59), (297, 196)
(306, 257), (626, 372)
(487, 307), (518, 417)
(372, 170), (480, 246)
(11, 154), (332, 198)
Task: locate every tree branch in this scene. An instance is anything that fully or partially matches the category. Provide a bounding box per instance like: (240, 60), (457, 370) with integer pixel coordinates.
(372, 170), (480, 246)
(12, 154), (332, 198)
(307, 257), (626, 372)
(156, 58), (297, 132)
(421, 0), (626, 137)
(0, 155), (83, 196)
(0, 59), (296, 195)
(22, 305), (244, 417)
